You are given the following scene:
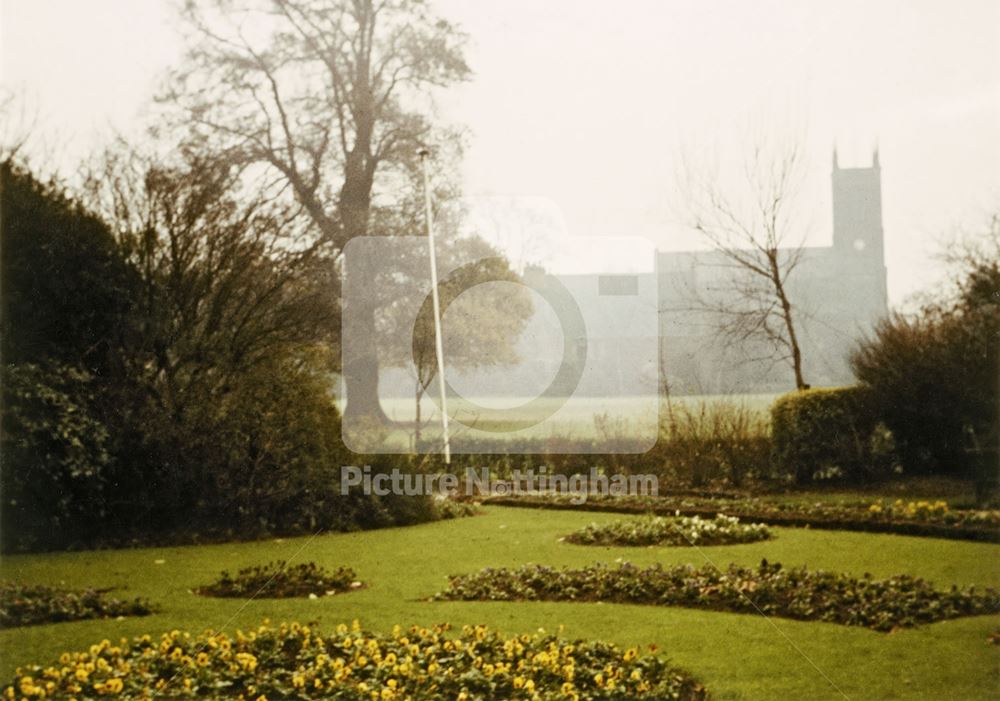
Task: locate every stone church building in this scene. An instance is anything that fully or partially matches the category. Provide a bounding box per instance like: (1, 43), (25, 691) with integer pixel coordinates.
(377, 152), (889, 401)
(656, 151), (889, 393)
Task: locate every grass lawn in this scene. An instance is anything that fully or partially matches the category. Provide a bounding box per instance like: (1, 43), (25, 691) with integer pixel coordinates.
(1, 506), (998, 700)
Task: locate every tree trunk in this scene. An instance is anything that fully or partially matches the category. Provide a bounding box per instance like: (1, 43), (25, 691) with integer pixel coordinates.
(339, 63), (387, 423)
(771, 258), (807, 390)
(341, 241), (388, 424)
(342, 306), (388, 422)
(781, 296), (806, 390)
(782, 299), (806, 390)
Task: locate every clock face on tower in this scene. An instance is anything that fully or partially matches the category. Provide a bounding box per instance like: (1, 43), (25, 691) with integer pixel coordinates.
(853, 238), (867, 252)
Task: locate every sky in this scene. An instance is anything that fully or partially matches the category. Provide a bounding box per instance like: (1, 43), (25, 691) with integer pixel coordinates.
(1, 0), (998, 304)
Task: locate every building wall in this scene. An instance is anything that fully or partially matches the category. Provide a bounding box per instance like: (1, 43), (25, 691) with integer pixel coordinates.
(375, 154), (889, 400)
(657, 152), (889, 394)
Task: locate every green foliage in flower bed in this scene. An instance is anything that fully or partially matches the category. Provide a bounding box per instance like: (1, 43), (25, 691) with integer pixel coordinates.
(195, 561), (361, 599)
(4, 621), (708, 700)
(0, 582), (153, 629)
(565, 514), (771, 547)
(435, 498), (482, 520)
(434, 560), (1000, 632)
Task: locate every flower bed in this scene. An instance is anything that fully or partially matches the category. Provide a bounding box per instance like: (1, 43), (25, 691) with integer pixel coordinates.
(434, 560), (1000, 632)
(484, 494), (1000, 542)
(195, 561), (361, 599)
(0, 582), (154, 629)
(566, 514), (771, 547)
(868, 499), (951, 521)
(3, 621), (708, 700)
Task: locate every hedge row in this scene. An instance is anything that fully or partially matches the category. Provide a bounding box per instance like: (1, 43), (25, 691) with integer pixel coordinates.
(483, 496), (1000, 542)
(770, 386), (888, 483)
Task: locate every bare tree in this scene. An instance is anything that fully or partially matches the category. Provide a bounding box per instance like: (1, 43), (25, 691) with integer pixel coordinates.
(0, 88), (37, 163)
(83, 146), (339, 418)
(674, 138), (810, 390)
(463, 196), (561, 273)
(159, 0), (471, 422)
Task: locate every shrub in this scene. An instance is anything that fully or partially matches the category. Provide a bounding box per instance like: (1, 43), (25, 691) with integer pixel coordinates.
(3, 621), (709, 700)
(0, 363), (111, 552)
(656, 399), (772, 487)
(566, 514), (771, 547)
(1, 159), (450, 552)
(771, 386), (889, 484)
(435, 560), (999, 631)
(196, 561), (360, 599)
(0, 582), (153, 629)
(434, 496), (482, 520)
(443, 400), (772, 491)
(0, 159), (134, 370)
(851, 222), (999, 485)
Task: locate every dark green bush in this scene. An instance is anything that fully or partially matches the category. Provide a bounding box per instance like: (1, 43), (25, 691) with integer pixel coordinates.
(851, 221), (999, 489)
(852, 312), (996, 479)
(771, 386), (890, 483)
(0, 158), (446, 552)
(0, 160), (135, 372)
(0, 363), (111, 551)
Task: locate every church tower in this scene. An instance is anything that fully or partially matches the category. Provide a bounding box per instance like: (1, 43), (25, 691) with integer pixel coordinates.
(830, 148), (888, 322)
(831, 148), (885, 270)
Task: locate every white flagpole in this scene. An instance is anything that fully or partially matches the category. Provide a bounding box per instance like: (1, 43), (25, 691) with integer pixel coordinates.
(418, 148), (451, 464)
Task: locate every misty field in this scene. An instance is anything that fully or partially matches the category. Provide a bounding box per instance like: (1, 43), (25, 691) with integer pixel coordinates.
(2, 506), (997, 700)
(339, 393), (778, 451)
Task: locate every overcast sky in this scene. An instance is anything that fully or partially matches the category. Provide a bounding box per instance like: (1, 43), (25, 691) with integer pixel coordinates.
(2, 0), (998, 304)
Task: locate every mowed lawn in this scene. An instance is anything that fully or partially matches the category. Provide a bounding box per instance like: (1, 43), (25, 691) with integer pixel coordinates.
(1, 506), (998, 700)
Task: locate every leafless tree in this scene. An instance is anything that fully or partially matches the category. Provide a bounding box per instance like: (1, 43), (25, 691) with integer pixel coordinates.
(0, 88), (37, 162)
(83, 145), (339, 420)
(463, 196), (560, 273)
(674, 138), (810, 390)
(158, 0), (471, 422)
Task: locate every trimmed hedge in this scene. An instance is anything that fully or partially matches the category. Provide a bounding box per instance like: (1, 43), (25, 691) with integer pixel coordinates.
(771, 386), (888, 483)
